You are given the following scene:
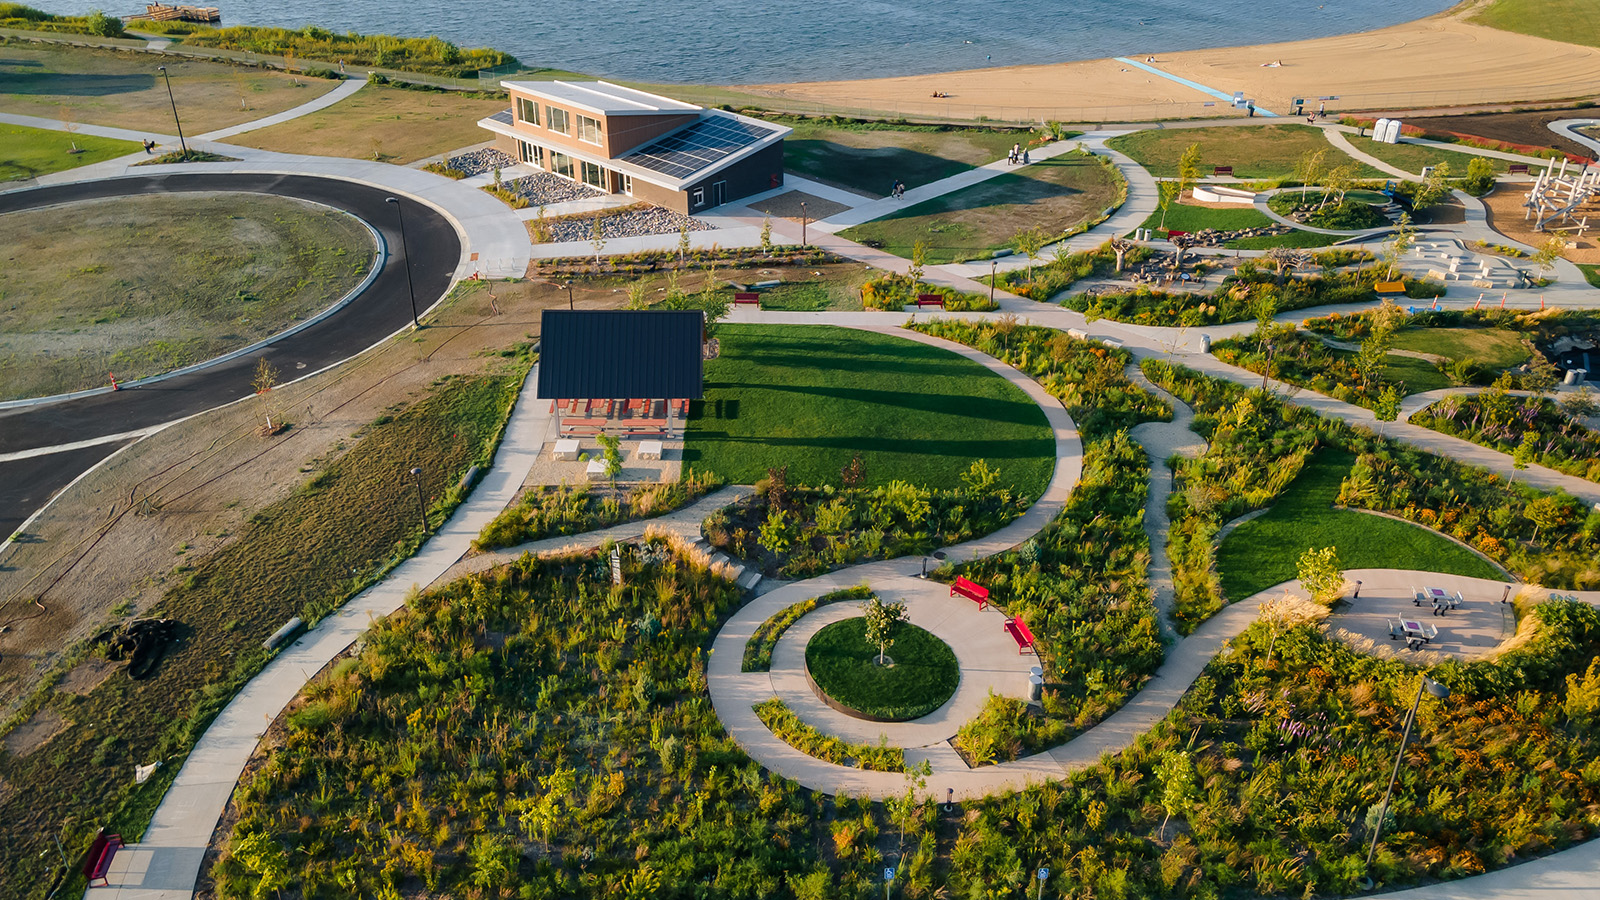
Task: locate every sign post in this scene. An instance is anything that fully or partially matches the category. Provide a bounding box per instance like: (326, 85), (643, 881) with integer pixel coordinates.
(1037, 867), (1050, 900)
(884, 867), (896, 900)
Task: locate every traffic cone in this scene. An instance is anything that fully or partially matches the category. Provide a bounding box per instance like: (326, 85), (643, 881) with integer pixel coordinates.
(109, 372), (120, 391)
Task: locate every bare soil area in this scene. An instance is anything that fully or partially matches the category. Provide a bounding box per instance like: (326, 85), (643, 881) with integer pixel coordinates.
(0, 192), (375, 400)
(1482, 185), (1600, 263)
(1, 708), (65, 758)
(748, 189), (853, 221)
(1403, 106), (1600, 158)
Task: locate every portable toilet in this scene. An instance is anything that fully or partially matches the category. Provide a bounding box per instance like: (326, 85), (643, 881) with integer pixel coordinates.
(1373, 118), (1392, 141)
(1382, 119), (1404, 144)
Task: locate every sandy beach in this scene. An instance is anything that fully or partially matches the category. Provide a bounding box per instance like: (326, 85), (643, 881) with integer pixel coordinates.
(743, 2), (1600, 121)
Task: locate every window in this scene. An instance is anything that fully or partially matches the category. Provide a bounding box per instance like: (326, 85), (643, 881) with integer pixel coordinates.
(550, 151), (574, 180)
(515, 97), (539, 126)
(518, 141), (543, 168)
(546, 107), (571, 135)
(691, 187), (705, 208)
(580, 160), (608, 189)
(577, 114), (602, 144)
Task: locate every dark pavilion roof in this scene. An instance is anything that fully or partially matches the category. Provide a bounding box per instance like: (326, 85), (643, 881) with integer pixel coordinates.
(536, 309), (704, 400)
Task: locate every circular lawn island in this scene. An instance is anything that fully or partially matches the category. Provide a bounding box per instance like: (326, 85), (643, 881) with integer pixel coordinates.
(804, 617), (959, 721)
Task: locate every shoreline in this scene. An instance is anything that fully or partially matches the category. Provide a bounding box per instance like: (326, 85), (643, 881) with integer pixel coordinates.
(733, 2), (1600, 122)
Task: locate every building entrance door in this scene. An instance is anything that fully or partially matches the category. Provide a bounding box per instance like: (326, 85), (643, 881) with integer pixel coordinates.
(712, 181), (727, 207)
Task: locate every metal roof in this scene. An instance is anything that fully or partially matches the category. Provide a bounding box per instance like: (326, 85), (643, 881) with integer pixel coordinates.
(500, 80), (701, 115)
(623, 114), (782, 180)
(537, 309), (704, 400)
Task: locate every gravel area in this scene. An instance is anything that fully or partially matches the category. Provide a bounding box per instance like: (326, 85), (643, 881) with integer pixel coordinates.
(445, 148), (517, 177)
(543, 205), (716, 243)
(506, 172), (603, 206)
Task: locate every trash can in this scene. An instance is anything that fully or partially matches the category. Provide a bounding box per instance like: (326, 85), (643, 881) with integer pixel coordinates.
(1564, 368), (1587, 386)
(1028, 674), (1044, 703)
(1199, 334), (1212, 353)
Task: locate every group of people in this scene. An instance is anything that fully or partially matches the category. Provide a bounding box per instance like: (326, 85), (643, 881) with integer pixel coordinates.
(889, 180), (906, 199)
(1007, 143), (1030, 165)
(929, 91), (949, 98)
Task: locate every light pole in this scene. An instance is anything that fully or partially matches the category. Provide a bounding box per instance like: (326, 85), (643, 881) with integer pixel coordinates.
(989, 259), (997, 305)
(800, 200), (808, 248)
(408, 467), (428, 534)
(157, 65), (187, 155)
(1362, 675), (1450, 888)
(565, 281), (574, 309)
(384, 197), (420, 329)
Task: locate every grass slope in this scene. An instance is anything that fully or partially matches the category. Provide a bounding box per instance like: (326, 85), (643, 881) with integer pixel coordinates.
(0, 121), (138, 180)
(1106, 124), (1385, 179)
(839, 153), (1120, 263)
(1471, 0), (1600, 49)
(1137, 200), (1273, 235)
(685, 324), (1054, 496)
(224, 83), (509, 164)
(805, 617), (959, 720)
(1390, 326), (1530, 369)
(1216, 448), (1501, 600)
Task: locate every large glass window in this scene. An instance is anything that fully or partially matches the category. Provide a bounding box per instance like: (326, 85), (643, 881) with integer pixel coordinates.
(577, 114), (602, 144)
(580, 160), (608, 189)
(546, 107), (571, 135)
(518, 141), (543, 168)
(515, 98), (539, 126)
(550, 151), (574, 180)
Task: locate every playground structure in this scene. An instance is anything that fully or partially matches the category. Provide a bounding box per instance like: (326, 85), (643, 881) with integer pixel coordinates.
(1524, 158), (1598, 235)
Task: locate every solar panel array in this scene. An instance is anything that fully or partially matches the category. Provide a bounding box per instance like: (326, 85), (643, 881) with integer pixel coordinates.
(489, 108), (515, 125)
(625, 116), (776, 180)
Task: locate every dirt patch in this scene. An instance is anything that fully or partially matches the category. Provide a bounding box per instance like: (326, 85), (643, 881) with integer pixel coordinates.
(748, 190), (852, 222)
(1482, 186), (1600, 263)
(55, 656), (119, 697)
(2, 708), (66, 758)
(1403, 107), (1600, 159)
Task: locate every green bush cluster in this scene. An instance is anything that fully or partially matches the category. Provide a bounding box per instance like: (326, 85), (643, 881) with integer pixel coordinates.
(743, 585), (872, 672)
(753, 699), (906, 771)
(858, 273), (996, 311)
(475, 471), (722, 551)
(1412, 390), (1600, 484)
(1268, 192), (1389, 230)
(179, 24), (516, 77)
(0, 4), (122, 37)
(987, 240), (1151, 301)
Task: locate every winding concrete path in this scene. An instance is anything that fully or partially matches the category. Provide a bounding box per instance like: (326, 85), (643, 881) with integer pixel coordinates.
(1127, 364), (1208, 640)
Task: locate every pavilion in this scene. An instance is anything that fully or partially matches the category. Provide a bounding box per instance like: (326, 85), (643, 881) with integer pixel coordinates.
(536, 309), (705, 439)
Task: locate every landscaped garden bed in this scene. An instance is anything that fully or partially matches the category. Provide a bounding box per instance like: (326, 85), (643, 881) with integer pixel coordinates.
(534, 245), (840, 277)
(474, 470), (723, 552)
(805, 617), (959, 721)
(859, 273), (997, 311)
(743, 585), (872, 672)
(1411, 388), (1600, 483)
(752, 698), (906, 771)
(1267, 190), (1391, 230)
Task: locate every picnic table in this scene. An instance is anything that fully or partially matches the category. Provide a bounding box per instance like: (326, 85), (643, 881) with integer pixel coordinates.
(1413, 585), (1462, 614)
(1389, 618), (1439, 650)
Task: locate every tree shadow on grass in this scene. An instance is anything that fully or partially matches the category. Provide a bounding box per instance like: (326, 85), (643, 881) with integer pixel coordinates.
(0, 71), (156, 98)
(733, 382), (1047, 428)
(681, 433), (1055, 462)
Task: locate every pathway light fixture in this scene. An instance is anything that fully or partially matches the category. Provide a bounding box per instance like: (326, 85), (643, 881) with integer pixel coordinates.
(1362, 675), (1450, 889)
(408, 466), (428, 533)
(990, 259), (997, 305)
(800, 200), (808, 248)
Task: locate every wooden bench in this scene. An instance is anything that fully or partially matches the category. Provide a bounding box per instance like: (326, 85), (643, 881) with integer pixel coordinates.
(915, 293), (946, 309)
(950, 575), (988, 610)
(1004, 616), (1037, 655)
(1166, 229), (1189, 239)
(560, 417), (606, 433)
(734, 292), (760, 307)
(1212, 165), (1233, 177)
(1508, 163), (1529, 174)
(82, 831), (123, 887)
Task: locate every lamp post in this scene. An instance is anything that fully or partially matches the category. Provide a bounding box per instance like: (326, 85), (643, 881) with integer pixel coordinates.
(408, 467), (428, 534)
(1362, 675), (1450, 888)
(384, 197), (421, 329)
(565, 281), (574, 309)
(157, 66), (187, 155)
(989, 259), (997, 306)
(800, 200), (808, 248)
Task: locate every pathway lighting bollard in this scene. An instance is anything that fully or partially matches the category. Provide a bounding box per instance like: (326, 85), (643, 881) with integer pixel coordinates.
(990, 259), (997, 305)
(801, 200), (808, 248)
(1362, 675), (1449, 889)
(945, 787), (953, 811)
(385, 198), (421, 328)
(409, 466), (428, 534)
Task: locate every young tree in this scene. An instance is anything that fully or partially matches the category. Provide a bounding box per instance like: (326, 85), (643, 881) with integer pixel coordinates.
(1167, 142), (1203, 228)
(590, 215), (607, 270)
(760, 215), (775, 256)
(1293, 147), (1327, 200)
(840, 454), (867, 489)
(1013, 227), (1048, 281)
(907, 238), (929, 288)
(1531, 233), (1567, 284)
(251, 357), (281, 432)
(677, 221), (692, 266)
(695, 262), (730, 336)
(1524, 494), (1570, 545)
(1383, 212), (1416, 279)
(1296, 545), (1343, 603)
(625, 280), (650, 310)
(595, 432), (623, 487)
(1465, 156), (1497, 194)
(1354, 311), (1397, 389)
(1412, 160), (1453, 211)
(1323, 162), (1360, 206)
(1156, 751), (1197, 841)
(1373, 384), (1401, 434)
(861, 594), (908, 666)
(1512, 429), (1538, 481)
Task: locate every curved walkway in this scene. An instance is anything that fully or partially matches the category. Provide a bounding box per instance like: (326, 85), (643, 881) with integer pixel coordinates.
(1127, 364), (1207, 640)
(1549, 119), (1600, 157)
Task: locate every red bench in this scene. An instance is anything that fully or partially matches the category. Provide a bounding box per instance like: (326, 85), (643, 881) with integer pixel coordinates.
(734, 292), (760, 306)
(950, 575), (988, 610)
(1212, 165), (1234, 177)
(1004, 616), (1037, 655)
(82, 830), (123, 887)
(915, 293), (946, 309)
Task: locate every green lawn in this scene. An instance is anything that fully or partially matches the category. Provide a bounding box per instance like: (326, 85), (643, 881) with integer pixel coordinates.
(1216, 449), (1503, 601)
(1136, 200), (1273, 235)
(684, 324), (1055, 495)
(1470, 0), (1600, 48)
(1352, 138), (1511, 177)
(783, 122), (1027, 197)
(838, 152), (1122, 263)
(751, 273), (869, 311)
(1107, 124), (1385, 179)
(1391, 327), (1531, 370)
(1579, 263), (1600, 288)
(0, 122), (139, 181)
(805, 617), (959, 720)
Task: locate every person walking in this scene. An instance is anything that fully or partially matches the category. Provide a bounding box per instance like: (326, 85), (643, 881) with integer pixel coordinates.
(1021, 148), (1030, 165)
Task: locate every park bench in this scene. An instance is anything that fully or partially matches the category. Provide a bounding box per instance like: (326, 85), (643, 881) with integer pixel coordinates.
(1004, 616), (1037, 655)
(1374, 281), (1407, 296)
(1165, 229), (1189, 239)
(1508, 163), (1529, 174)
(82, 830), (123, 887)
(915, 293), (946, 309)
(1212, 165), (1234, 177)
(734, 292), (760, 307)
(560, 417), (606, 435)
(620, 418), (668, 435)
(950, 575), (988, 610)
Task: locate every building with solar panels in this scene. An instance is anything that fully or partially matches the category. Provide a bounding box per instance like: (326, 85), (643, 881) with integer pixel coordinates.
(477, 80), (790, 214)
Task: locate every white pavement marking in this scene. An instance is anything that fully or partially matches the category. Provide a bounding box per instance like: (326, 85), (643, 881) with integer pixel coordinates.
(196, 77), (367, 141)
(0, 425), (172, 462)
(86, 365), (551, 900)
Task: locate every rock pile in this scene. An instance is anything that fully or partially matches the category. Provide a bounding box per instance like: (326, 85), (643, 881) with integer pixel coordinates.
(543, 205), (715, 243)
(507, 172), (603, 206)
(445, 148), (517, 177)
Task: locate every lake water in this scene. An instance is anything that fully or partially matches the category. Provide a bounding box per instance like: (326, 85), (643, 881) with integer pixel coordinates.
(40, 0), (1456, 84)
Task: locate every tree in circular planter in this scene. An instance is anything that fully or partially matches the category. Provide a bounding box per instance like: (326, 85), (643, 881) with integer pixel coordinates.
(806, 598), (960, 721)
(862, 594), (908, 666)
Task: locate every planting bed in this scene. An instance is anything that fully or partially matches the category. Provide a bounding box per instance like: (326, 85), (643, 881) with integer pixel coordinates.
(804, 618), (959, 721)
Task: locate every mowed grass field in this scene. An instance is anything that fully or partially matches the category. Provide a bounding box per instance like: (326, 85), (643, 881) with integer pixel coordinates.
(0, 44), (339, 135)
(0, 192), (374, 400)
(1353, 138), (1511, 177)
(838, 152), (1121, 262)
(1, 121), (139, 181)
(1107, 124), (1384, 179)
(1216, 449), (1502, 601)
(685, 324), (1055, 496)
(224, 84), (517, 163)
(1471, 0), (1600, 48)
(1391, 327), (1531, 370)
(1136, 197), (1274, 234)
(783, 122), (1026, 197)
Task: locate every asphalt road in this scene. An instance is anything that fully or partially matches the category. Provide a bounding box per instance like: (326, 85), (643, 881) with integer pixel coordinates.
(0, 173), (462, 537)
